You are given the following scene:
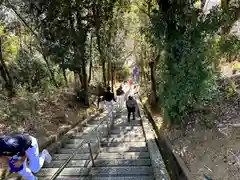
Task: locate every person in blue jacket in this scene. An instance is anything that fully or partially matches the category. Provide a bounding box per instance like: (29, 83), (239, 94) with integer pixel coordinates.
(0, 134), (52, 180)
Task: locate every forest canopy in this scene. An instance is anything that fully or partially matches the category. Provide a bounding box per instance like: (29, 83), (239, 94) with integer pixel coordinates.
(0, 0), (239, 125)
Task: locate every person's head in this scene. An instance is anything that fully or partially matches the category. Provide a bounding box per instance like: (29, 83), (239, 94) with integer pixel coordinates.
(128, 96), (133, 100)
(106, 87), (111, 92)
(119, 85), (122, 89)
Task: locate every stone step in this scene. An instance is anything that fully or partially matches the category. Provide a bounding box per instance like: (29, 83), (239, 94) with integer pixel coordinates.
(82, 119), (104, 126)
(108, 134), (145, 139)
(43, 160), (87, 168)
(100, 142), (147, 147)
(94, 159), (151, 166)
(38, 167), (152, 176)
(52, 154), (92, 160)
(89, 166), (152, 176)
(37, 167), (89, 176)
(64, 142), (98, 149)
(73, 131), (108, 139)
(53, 152), (150, 160)
(113, 121), (142, 127)
(72, 130), (108, 139)
(100, 146), (147, 153)
(84, 121), (142, 129)
(97, 152), (150, 159)
(114, 118), (141, 123)
(111, 129), (144, 134)
(83, 123), (108, 128)
(84, 121), (100, 126)
(58, 144), (148, 154)
(43, 159), (151, 168)
(81, 125), (108, 135)
(112, 126), (143, 130)
(68, 138), (99, 144)
(41, 176), (153, 180)
(84, 122), (108, 126)
(66, 141), (147, 148)
(78, 129), (108, 136)
(101, 137), (146, 143)
(58, 146), (98, 154)
(109, 130), (144, 135)
(81, 126), (98, 133)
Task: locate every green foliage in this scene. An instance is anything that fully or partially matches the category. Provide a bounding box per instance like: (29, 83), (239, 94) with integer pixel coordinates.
(159, 37), (219, 124)
(0, 87), (40, 123)
(0, 25), (20, 64)
(217, 35), (240, 62)
(150, 4), (235, 125)
(8, 48), (50, 91)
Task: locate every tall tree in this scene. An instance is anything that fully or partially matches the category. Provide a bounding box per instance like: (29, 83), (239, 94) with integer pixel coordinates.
(0, 37), (14, 95)
(92, 0), (123, 87)
(4, 0), (59, 87)
(18, 0), (96, 105)
(149, 0), (240, 125)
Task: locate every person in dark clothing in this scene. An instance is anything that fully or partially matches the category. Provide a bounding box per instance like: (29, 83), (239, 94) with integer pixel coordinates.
(97, 84), (105, 109)
(104, 87), (115, 102)
(0, 134), (52, 180)
(116, 85), (125, 109)
(126, 96), (137, 122)
(104, 87), (116, 123)
(116, 85), (124, 96)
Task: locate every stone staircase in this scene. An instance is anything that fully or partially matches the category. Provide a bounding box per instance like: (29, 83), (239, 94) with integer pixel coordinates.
(37, 104), (170, 180)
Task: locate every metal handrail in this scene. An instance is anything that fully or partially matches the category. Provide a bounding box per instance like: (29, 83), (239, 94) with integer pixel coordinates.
(49, 111), (110, 180)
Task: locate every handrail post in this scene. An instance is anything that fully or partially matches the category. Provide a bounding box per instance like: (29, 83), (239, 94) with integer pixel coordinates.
(106, 116), (110, 135)
(96, 129), (101, 150)
(88, 142), (95, 167)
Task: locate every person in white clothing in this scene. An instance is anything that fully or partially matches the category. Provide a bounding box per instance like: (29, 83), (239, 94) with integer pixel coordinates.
(0, 134), (52, 180)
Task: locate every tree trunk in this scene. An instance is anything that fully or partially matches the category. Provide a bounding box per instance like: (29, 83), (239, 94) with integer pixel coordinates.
(114, 67), (116, 86)
(107, 59), (111, 86)
(78, 71), (83, 87)
(41, 49), (58, 88)
(74, 71), (80, 89)
(149, 54), (160, 106)
(76, 24), (89, 106)
(111, 66), (114, 93)
(0, 37), (14, 96)
(81, 59), (89, 106)
(96, 33), (107, 87)
(93, 4), (107, 87)
(62, 68), (68, 86)
(149, 61), (157, 106)
(88, 34), (93, 84)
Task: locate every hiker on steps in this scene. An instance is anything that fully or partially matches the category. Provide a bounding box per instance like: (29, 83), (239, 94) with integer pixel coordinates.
(126, 96), (137, 122)
(116, 85), (125, 109)
(0, 134), (52, 180)
(104, 86), (116, 124)
(131, 85), (141, 118)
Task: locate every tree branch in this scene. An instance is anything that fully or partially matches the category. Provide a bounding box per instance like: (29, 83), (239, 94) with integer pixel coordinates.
(6, 0), (58, 87)
(222, 5), (240, 35)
